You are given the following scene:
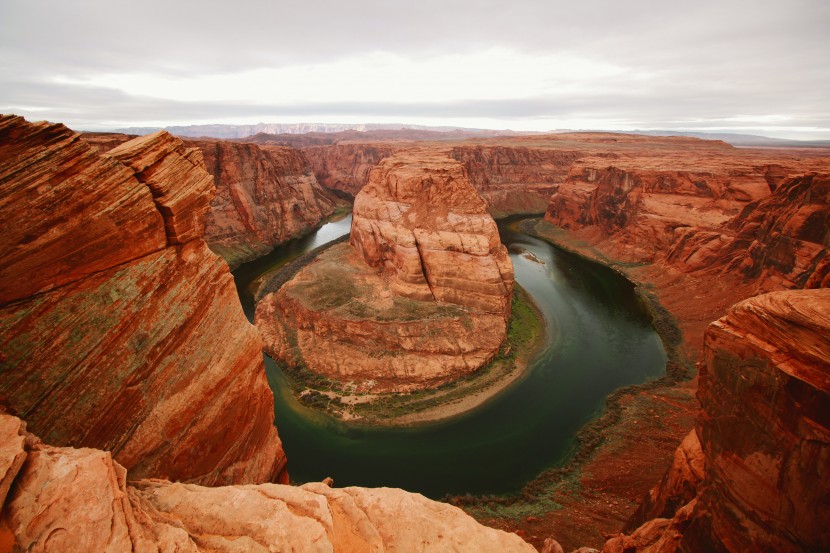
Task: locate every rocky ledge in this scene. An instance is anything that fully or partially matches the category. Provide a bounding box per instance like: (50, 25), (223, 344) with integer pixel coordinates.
(256, 151), (514, 391)
(0, 412), (535, 552)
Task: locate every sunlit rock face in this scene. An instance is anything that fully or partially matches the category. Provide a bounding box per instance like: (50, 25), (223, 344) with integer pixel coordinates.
(0, 115), (286, 486)
(256, 151), (514, 391)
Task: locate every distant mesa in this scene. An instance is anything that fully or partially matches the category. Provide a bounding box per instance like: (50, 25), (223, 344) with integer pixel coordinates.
(255, 151), (514, 391)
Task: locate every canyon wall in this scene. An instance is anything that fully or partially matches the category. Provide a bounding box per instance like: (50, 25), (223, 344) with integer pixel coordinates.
(668, 172), (830, 290)
(0, 115), (286, 486)
(303, 142), (590, 217)
(449, 145), (584, 217)
(303, 143), (399, 197)
(256, 151), (514, 391)
(82, 133), (341, 269)
(191, 139), (340, 267)
(544, 152), (830, 289)
(603, 288), (830, 552)
(0, 412), (536, 552)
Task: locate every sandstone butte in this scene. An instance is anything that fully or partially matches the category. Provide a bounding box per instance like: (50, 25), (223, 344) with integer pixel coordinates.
(0, 411), (535, 552)
(255, 150), (514, 392)
(0, 114), (286, 486)
(82, 132), (341, 268)
(601, 288), (830, 553)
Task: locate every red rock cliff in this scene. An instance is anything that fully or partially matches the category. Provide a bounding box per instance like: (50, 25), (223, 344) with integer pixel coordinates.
(192, 140), (340, 267)
(668, 172), (830, 291)
(449, 145), (584, 217)
(603, 289), (830, 552)
(0, 115), (286, 486)
(303, 143), (399, 197)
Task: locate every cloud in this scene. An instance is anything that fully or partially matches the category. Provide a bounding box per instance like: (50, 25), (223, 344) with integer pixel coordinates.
(1, 0), (828, 138)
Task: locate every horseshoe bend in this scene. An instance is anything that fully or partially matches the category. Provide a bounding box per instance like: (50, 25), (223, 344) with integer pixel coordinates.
(0, 108), (828, 553)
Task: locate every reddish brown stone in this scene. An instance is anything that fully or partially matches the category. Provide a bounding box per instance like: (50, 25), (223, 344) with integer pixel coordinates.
(0, 117), (285, 486)
(192, 139), (339, 267)
(0, 115), (165, 304)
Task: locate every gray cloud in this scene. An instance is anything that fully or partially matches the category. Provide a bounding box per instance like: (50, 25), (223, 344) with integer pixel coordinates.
(1, 0), (828, 138)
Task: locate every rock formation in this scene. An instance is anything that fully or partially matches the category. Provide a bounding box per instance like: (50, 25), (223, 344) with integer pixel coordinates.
(303, 142), (399, 197)
(192, 139), (340, 267)
(256, 151), (513, 391)
(449, 145), (582, 217)
(351, 151), (514, 318)
(544, 151), (830, 293)
(668, 172), (830, 290)
(0, 412), (536, 552)
(81, 133), (342, 269)
(603, 289), (830, 552)
(0, 115), (285, 485)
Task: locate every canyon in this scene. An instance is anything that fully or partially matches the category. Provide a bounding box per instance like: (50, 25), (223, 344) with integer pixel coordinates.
(82, 132), (342, 268)
(0, 115), (537, 551)
(255, 151), (514, 392)
(1, 114), (829, 552)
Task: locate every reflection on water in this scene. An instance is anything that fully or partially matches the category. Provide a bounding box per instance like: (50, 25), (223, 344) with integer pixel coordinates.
(233, 217), (666, 498)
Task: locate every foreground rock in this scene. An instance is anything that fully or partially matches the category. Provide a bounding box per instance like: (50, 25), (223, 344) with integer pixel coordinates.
(0, 412), (535, 553)
(256, 151), (513, 391)
(602, 289), (830, 552)
(0, 115), (285, 485)
(193, 139), (340, 267)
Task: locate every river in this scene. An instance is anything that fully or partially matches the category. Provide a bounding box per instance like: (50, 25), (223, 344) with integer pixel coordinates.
(232, 215), (666, 498)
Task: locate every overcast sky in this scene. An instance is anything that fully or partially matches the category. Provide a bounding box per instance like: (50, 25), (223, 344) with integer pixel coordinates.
(1, 0), (828, 138)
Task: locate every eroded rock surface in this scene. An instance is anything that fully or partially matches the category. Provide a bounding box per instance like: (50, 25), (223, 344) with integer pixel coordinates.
(193, 139), (340, 267)
(0, 115), (285, 485)
(0, 413), (535, 553)
(602, 289), (830, 552)
(449, 145), (582, 217)
(256, 151), (513, 391)
(303, 142), (399, 197)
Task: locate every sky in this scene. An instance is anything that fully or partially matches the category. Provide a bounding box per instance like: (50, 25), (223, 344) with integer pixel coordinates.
(1, 0), (828, 138)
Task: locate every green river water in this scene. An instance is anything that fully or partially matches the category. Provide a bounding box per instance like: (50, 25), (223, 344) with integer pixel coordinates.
(232, 215), (666, 498)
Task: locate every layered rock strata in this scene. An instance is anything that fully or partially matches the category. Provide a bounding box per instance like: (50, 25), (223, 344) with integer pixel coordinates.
(449, 145), (584, 217)
(193, 140), (340, 267)
(303, 143), (399, 197)
(256, 152), (513, 391)
(668, 172), (830, 290)
(544, 153), (830, 286)
(0, 412), (536, 552)
(0, 115), (285, 485)
(603, 289), (830, 552)
(81, 133), (342, 269)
